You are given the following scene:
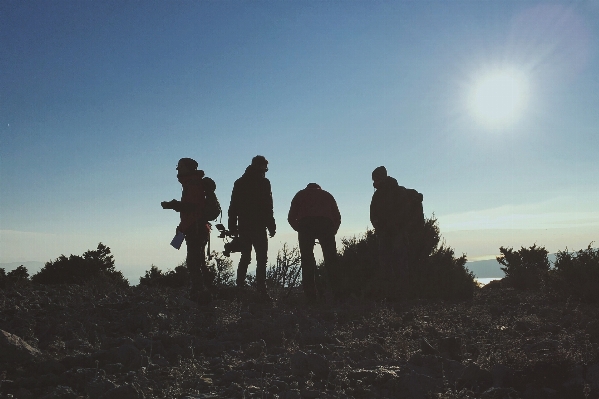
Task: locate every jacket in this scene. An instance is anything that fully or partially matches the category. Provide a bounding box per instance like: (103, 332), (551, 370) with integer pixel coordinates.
(288, 183), (341, 233)
(228, 165), (276, 232)
(177, 170), (206, 234)
(370, 176), (423, 237)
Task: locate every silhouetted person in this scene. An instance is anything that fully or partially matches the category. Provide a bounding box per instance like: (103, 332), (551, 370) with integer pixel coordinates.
(228, 155), (276, 298)
(370, 166), (424, 298)
(288, 183), (341, 301)
(161, 158), (211, 304)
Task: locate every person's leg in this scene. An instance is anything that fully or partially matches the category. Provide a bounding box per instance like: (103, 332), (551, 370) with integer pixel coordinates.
(236, 231), (253, 287)
(185, 227), (204, 290)
(318, 232), (338, 296)
(298, 229), (317, 298)
(185, 224), (211, 304)
(253, 228), (269, 293)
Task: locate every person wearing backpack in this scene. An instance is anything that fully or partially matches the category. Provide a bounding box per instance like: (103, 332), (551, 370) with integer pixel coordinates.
(370, 166), (424, 298)
(228, 155), (276, 299)
(161, 157), (212, 304)
(288, 183), (341, 302)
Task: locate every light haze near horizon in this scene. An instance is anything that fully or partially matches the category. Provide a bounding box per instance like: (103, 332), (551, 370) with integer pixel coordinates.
(1, 1), (598, 282)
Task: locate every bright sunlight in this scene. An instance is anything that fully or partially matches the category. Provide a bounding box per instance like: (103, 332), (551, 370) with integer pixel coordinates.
(468, 68), (530, 129)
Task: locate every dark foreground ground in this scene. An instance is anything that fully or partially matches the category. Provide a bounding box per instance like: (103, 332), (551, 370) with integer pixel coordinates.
(1, 281), (599, 399)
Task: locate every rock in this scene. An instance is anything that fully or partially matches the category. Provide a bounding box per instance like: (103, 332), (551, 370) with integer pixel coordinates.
(244, 339), (266, 358)
(0, 329), (42, 364)
(40, 385), (78, 399)
(284, 389), (301, 399)
(290, 351), (329, 379)
(99, 382), (145, 399)
(420, 337), (438, 355)
(481, 387), (520, 398)
(438, 336), (462, 360)
(85, 376), (118, 399)
(491, 364), (515, 388)
(406, 370), (442, 399)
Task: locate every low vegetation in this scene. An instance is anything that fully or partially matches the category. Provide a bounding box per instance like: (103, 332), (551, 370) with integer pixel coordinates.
(29, 243), (128, 287)
(1, 233), (598, 398)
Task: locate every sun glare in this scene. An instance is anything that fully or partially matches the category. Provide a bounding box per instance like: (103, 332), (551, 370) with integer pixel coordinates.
(468, 68), (530, 129)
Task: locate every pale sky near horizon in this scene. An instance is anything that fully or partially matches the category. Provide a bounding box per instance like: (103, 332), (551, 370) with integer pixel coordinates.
(1, 1), (598, 282)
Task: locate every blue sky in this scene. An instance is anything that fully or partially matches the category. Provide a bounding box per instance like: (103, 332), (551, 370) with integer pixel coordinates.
(1, 1), (598, 282)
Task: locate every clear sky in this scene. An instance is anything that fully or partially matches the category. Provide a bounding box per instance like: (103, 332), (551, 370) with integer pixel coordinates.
(1, 1), (598, 282)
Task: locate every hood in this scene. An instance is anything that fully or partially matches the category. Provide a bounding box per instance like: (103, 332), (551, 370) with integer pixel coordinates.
(243, 165), (265, 179)
(373, 175), (398, 190)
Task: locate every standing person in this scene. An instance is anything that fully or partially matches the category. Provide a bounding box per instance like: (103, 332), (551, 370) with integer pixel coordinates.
(228, 155), (276, 298)
(161, 158), (212, 304)
(288, 183), (341, 301)
(369, 166), (424, 298)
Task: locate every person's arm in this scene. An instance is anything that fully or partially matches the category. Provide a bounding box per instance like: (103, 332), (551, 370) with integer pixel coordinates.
(228, 182), (239, 234)
(265, 179), (276, 237)
(288, 192), (300, 231)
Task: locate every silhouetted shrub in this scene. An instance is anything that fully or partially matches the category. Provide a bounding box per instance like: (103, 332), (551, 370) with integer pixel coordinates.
(550, 244), (599, 302)
(0, 265), (30, 288)
(31, 243), (128, 287)
(139, 264), (189, 288)
(497, 244), (549, 290)
(206, 251), (235, 288)
(140, 251), (235, 288)
(7, 265), (29, 281)
(266, 244), (301, 288)
(246, 244), (302, 299)
(336, 217), (476, 300)
(335, 229), (379, 298)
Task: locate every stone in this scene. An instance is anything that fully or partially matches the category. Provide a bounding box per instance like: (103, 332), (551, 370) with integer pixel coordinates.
(0, 329), (42, 364)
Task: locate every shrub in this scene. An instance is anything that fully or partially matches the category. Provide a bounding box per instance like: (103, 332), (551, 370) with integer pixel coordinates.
(139, 264), (189, 288)
(335, 229), (379, 298)
(551, 244), (599, 302)
(336, 216), (476, 300)
(245, 244), (302, 299)
(140, 251), (235, 288)
(0, 265), (30, 288)
(497, 244), (549, 290)
(206, 251), (236, 288)
(31, 243), (128, 287)
(266, 244), (302, 289)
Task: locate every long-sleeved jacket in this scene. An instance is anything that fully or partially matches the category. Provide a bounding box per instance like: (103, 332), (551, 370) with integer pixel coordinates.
(370, 176), (423, 237)
(228, 165), (276, 232)
(176, 170), (206, 234)
(288, 183), (341, 233)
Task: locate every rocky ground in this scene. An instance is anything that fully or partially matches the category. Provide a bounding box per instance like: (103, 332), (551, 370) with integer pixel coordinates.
(1, 281), (599, 399)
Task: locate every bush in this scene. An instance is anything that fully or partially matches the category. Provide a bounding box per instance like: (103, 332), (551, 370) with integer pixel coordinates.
(140, 251), (235, 289)
(139, 264), (189, 288)
(551, 244), (599, 302)
(206, 251), (236, 288)
(0, 265), (30, 288)
(245, 244), (302, 299)
(336, 216), (476, 300)
(31, 243), (128, 287)
(497, 244), (549, 290)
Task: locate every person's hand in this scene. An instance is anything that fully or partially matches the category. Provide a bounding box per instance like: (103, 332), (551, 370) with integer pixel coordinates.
(268, 228), (276, 238)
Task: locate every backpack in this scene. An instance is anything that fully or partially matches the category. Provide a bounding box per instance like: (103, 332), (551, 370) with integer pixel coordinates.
(401, 187), (424, 230)
(202, 177), (222, 222)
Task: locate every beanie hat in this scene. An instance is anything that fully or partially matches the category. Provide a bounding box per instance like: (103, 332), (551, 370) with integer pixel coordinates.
(177, 158), (198, 170)
(372, 166), (387, 181)
(251, 155), (268, 167)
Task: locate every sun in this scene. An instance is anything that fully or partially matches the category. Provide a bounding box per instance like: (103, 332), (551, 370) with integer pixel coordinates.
(468, 68), (530, 129)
